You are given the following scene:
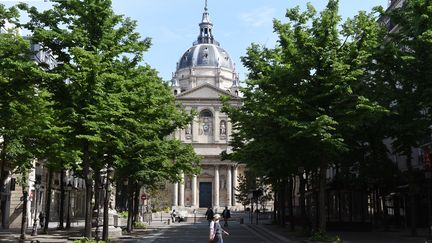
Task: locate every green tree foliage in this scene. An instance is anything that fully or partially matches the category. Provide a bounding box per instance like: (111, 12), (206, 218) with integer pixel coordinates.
(0, 3), (60, 233)
(19, 0), (199, 237)
(235, 174), (251, 208)
(373, 0), (432, 235)
(223, 0), (386, 231)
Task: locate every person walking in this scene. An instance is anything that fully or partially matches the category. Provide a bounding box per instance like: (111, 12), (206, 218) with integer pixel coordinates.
(222, 207), (231, 227)
(209, 214), (229, 243)
(205, 207), (214, 225)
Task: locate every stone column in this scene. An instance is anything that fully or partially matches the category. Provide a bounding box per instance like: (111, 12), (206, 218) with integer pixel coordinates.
(232, 165), (238, 206)
(226, 166), (232, 207)
(179, 172), (185, 207)
(192, 175), (197, 207)
(214, 166), (219, 207)
(173, 183), (178, 206)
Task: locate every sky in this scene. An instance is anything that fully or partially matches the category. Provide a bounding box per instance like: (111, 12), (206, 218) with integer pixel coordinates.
(1, 0), (389, 81)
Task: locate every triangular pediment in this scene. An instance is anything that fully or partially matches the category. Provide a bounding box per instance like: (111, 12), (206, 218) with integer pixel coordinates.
(200, 172), (213, 178)
(176, 83), (239, 100)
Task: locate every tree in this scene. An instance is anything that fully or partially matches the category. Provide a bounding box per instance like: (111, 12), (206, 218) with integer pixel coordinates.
(19, 0), (153, 237)
(375, 0), (432, 235)
(20, 0), (200, 238)
(235, 174), (251, 209)
(223, 0), (386, 232)
(103, 64), (200, 232)
(0, 4), (58, 234)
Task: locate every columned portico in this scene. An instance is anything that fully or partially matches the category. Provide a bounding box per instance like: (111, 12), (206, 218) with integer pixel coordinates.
(192, 175), (197, 206)
(232, 165), (238, 206)
(179, 172), (185, 206)
(173, 182), (178, 206)
(227, 165), (232, 206)
(214, 166), (219, 207)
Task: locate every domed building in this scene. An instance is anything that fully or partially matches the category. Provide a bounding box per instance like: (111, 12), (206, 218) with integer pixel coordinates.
(169, 3), (245, 211)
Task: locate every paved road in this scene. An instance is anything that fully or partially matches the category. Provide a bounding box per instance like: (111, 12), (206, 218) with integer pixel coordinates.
(135, 221), (293, 243)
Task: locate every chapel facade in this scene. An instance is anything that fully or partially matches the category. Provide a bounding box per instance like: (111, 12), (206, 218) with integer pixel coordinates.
(169, 3), (245, 211)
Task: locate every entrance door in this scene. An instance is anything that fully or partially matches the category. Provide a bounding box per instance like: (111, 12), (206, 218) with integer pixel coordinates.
(199, 182), (212, 208)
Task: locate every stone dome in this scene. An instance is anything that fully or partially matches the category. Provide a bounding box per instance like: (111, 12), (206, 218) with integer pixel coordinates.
(171, 3), (239, 94)
(178, 44), (234, 70)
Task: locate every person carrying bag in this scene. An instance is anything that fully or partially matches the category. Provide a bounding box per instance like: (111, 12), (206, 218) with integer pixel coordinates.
(209, 214), (229, 243)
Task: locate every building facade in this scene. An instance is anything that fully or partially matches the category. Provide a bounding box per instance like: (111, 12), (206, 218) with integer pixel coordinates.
(169, 4), (245, 211)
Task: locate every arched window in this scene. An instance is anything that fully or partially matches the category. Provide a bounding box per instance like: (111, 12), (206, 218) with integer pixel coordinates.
(174, 90), (178, 95)
(199, 110), (213, 135)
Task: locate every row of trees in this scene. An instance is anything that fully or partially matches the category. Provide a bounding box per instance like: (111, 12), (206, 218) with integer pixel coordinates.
(224, 0), (432, 235)
(0, 0), (200, 240)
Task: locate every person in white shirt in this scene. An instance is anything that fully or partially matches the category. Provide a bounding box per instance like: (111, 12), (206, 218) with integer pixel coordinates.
(209, 214), (229, 243)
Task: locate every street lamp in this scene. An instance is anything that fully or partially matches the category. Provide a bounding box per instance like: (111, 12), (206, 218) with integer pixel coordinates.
(20, 183), (29, 241)
(65, 181), (73, 229)
(31, 182), (41, 236)
(102, 165), (114, 241)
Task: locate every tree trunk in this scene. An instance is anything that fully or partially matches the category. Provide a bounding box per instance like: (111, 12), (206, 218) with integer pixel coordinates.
(273, 189), (278, 224)
(133, 184), (140, 224)
(406, 151), (417, 236)
(0, 140), (8, 229)
(382, 193), (389, 231)
(20, 174), (29, 240)
(299, 173), (307, 231)
(278, 180), (286, 227)
(126, 183), (134, 232)
(287, 177), (295, 231)
(20, 190), (29, 240)
(318, 164), (327, 232)
(83, 147), (93, 238)
(43, 169), (53, 234)
(102, 173), (110, 241)
(58, 169), (65, 229)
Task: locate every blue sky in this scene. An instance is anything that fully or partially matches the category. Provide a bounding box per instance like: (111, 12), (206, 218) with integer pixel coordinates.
(1, 0), (388, 81)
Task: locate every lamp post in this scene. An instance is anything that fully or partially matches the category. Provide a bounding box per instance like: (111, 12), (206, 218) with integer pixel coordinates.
(20, 183), (29, 242)
(65, 182), (73, 229)
(31, 182), (40, 236)
(102, 166), (114, 241)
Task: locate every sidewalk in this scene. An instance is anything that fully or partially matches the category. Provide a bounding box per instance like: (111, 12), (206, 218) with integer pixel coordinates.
(244, 217), (430, 243)
(0, 219), (178, 243)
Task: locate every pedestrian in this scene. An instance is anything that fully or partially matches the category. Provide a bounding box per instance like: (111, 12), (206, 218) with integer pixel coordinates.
(222, 207), (231, 226)
(205, 207), (214, 225)
(209, 214), (229, 243)
(38, 211), (45, 228)
(170, 209), (177, 223)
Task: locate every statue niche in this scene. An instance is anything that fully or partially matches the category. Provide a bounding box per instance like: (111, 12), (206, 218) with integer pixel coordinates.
(199, 110), (213, 136)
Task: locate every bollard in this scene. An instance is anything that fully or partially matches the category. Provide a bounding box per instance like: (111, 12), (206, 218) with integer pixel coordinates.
(167, 218), (171, 225)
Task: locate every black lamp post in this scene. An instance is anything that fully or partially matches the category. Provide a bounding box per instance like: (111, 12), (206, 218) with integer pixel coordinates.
(20, 183), (29, 242)
(65, 181), (73, 229)
(31, 182), (40, 236)
(102, 166), (114, 241)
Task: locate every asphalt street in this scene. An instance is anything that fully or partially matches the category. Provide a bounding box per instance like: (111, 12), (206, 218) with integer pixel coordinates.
(134, 220), (293, 243)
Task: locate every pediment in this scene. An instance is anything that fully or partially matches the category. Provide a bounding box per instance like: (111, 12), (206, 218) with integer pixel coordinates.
(176, 83), (239, 100)
(200, 172), (213, 178)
